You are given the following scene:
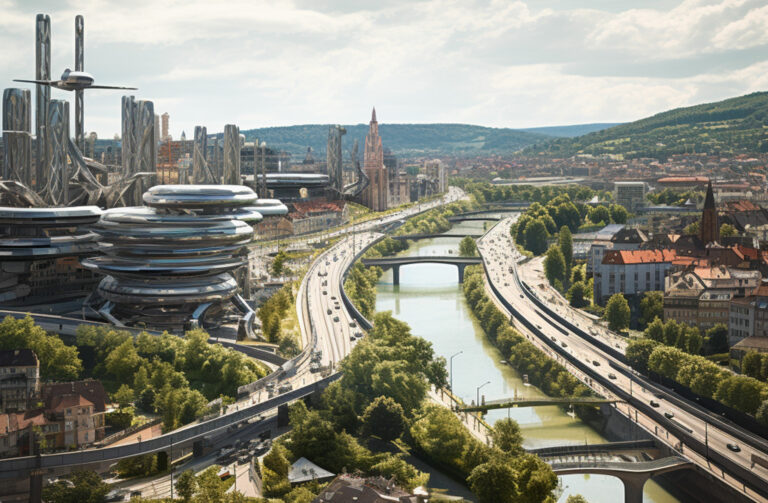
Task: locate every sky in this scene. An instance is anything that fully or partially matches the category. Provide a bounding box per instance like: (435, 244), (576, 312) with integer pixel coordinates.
(2, 0), (768, 138)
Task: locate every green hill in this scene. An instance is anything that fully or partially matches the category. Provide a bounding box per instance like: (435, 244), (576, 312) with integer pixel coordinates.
(519, 123), (621, 137)
(524, 92), (768, 159)
(239, 123), (551, 158)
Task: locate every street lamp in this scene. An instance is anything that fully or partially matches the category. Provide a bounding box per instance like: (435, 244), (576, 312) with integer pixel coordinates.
(476, 380), (491, 407)
(449, 351), (463, 392)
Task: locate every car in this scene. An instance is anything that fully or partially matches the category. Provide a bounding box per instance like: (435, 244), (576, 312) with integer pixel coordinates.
(349, 321), (357, 328)
(608, 373), (617, 380)
(664, 411), (674, 419)
(354, 331), (363, 338)
(592, 360), (600, 366)
(322, 290), (327, 295)
(278, 383), (293, 394)
(536, 324), (542, 330)
(331, 296), (337, 300)
(650, 400), (660, 408)
(727, 443), (741, 452)
(334, 305), (341, 310)
(350, 335), (356, 341)
(519, 294), (524, 299)
(326, 308), (332, 315)
(560, 342), (567, 348)
(333, 316), (339, 322)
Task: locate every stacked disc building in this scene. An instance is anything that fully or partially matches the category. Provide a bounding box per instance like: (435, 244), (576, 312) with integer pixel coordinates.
(82, 185), (286, 334)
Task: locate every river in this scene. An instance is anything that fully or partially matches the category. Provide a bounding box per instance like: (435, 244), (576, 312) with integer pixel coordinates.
(373, 219), (679, 503)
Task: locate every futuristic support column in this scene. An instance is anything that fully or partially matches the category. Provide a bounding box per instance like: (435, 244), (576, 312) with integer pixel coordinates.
(75, 15), (84, 152)
(617, 473), (649, 503)
(134, 100), (156, 204)
(193, 125), (209, 183)
(222, 124), (240, 185)
(2, 88), (32, 185)
(121, 95), (135, 178)
(327, 125), (346, 194)
(46, 100), (69, 206)
(35, 14), (51, 192)
(392, 265), (400, 286)
(458, 264), (465, 283)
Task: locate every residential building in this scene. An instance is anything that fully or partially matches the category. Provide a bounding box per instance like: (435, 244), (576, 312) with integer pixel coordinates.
(287, 200), (348, 235)
(594, 249), (677, 303)
(0, 349), (39, 413)
(585, 224), (626, 276)
(614, 181), (646, 212)
(729, 296), (755, 342)
(312, 474), (427, 503)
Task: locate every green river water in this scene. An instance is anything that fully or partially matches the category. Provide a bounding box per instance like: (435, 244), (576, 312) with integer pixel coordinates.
(373, 219), (679, 503)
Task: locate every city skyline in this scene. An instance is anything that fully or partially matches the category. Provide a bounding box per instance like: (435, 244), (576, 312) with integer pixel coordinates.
(3, 0), (768, 138)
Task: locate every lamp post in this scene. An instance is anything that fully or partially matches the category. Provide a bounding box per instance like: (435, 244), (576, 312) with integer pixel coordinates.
(476, 380), (491, 407)
(449, 351), (463, 392)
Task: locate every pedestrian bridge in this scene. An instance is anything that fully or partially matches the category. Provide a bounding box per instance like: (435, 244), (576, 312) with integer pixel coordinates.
(456, 396), (621, 412)
(390, 232), (483, 241)
(361, 256), (482, 284)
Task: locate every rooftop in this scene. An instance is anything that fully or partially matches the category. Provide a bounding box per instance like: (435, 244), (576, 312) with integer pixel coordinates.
(602, 249), (678, 265)
(0, 349), (38, 368)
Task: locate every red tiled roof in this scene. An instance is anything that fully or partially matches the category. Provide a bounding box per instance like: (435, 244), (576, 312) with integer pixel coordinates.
(656, 176), (709, 183)
(602, 249), (678, 265)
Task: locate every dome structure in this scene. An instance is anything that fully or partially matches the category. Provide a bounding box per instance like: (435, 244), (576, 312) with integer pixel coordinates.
(82, 185), (287, 333)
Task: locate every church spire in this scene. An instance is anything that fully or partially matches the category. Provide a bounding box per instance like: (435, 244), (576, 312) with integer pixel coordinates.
(371, 107), (377, 123)
(699, 179), (719, 244)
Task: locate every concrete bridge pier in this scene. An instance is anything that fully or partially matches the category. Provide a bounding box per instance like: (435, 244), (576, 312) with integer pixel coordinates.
(393, 265), (400, 285)
(618, 472), (649, 503)
(457, 264), (466, 283)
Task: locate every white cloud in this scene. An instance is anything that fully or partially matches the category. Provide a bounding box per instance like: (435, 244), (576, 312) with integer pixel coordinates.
(1, 0), (767, 137)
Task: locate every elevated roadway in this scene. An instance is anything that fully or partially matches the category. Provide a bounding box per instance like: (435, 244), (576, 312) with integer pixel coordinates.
(361, 256), (482, 284)
(478, 218), (768, 502)
(457, 396), (620, 412)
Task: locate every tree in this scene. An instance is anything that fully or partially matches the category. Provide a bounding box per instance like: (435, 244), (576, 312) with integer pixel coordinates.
(566, 496), (590, 503)
(543, 246), (566, 288)
(105, 339), (141, 383)
(626, 339), (662, 374)
(571, 266), (584, 284)
(644, 317), (664, 343)
(603, 293), (630, 331)
(467, 455), (519, 503)
(459, 236), (478, 257)
(609, 204), (628, 224)
(196, 465), (229, 503)
(588, 205), (610, 224)
(262, 443), (291, 498)
(742, 351), (763, 378)
(112, 384), (134, 410)
(523, 219), (548, 255)
(684, 220), (700, 236)
(272, 250), (287, 276)
(566, 281), (589, 308)
(757, 400), (768, 426)
(638, 291), (663, 329)
(720, 223), (737, 237)
(490, 418), (523, 455)
(0, 315), (82, 381)
(361, 396), (406, 442)
(558, 226), (573, 280)
(705, 324), (729, 354)
(284, 487), (316, 503)
(42, 470), (111, 503)
(175, 469), (197, 503)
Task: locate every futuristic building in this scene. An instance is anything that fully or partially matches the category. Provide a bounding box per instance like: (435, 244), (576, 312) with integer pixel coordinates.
(82, 185), (287, 335)
(0, 206), (102, 311)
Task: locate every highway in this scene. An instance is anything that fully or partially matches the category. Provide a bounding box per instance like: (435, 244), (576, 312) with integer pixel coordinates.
(0, 187), (465, 496)
(477, 217), (768, 503)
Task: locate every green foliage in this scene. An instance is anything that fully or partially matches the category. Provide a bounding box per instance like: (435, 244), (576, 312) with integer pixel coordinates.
(720, 223), (738, 237)
(638, 292), (663, 329)
(369, 454), (430, 492)
(257, 285), (295, 344)
(41, 470), (111, 503)
(757, 400), (768, 426)
(467, 454), (519, 503)
(567, 281), (589, 308)
(490, 418), (523, 455)
(558, 226), (573, 278)
(588, 205), (610, 225)
(742, 351), (766, 380)
(195, 465), (229, 502)
(603, 294), (630, 331)
(272, 250), (288, 276)
(643, 318), (703, 355)
(523, 219), (549, 255)
(361, 396), (406, 441)
(284, 487), (317, 503)
(262, 443), (292, 498)
(175, 469), (197, 503)
(523, 91), (768, 159)
(367, 236), (409, 257)
(112, 384), (135, 409)
(410, 403), (478, 475)
(105, 408), (134, 430)
(705, 324), (730, 355)
(609, 204), (628, 224)
(647, 189), (703, 206)
(626, 339), (662, 374)
(344, 263), (383, 320)
(75, 325), (266, 431)
(463, 266), (591, 402)
(684, 220), (700, 236)
(0, 315), (82, 380)
(543, 246), (566, 288)
(116, 453), (158, 478)
(566, 496), (590, 503)
(459, 236), (478, 257)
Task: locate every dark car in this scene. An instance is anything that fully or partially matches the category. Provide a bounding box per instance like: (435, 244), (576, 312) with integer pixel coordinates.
(650, 400), (660, 408)
(664, 412), (675, 419)
(727, 443), (741, 452)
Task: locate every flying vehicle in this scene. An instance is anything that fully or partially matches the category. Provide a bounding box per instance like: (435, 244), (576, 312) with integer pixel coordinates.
(14, 68), (136, 91)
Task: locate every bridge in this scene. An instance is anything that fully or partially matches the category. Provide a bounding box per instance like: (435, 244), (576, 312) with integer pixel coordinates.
(390, 232), (483, 241)
(447, 213), (502, 222)
(456, 396), (621, 412)
(361, 256), (482, 284)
